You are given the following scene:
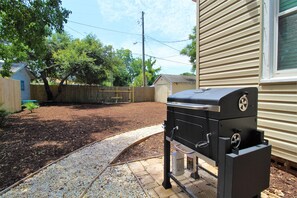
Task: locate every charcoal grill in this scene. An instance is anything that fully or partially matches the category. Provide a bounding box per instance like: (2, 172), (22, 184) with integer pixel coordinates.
(162, 87), (271, 198)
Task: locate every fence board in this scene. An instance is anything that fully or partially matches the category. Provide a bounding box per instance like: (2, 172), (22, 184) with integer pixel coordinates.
(0, 78), (21, 112)
(31, 84), (154, 103)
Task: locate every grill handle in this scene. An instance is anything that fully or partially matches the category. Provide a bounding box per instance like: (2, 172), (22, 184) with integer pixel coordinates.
(170, 126), (179, 141)
(167, 102), (220, 112)
(195, 133), (212, 148)
(174, 144), (194, 154)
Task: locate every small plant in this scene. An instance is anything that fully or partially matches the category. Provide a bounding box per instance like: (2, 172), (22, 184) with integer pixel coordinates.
(22, 102), (39, 113)
(0, 109), (10, 127)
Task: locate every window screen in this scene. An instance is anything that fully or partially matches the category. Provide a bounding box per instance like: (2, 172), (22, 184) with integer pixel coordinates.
(279, 0), (297, 12)
(277, 0), (297, 71)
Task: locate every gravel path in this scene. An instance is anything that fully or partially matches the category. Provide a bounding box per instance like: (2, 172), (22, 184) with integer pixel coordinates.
(0, 125), (162, 198)
(84, 164), (147, 198)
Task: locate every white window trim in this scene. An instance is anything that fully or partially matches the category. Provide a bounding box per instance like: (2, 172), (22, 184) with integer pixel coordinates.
(261, 0), (297, 83)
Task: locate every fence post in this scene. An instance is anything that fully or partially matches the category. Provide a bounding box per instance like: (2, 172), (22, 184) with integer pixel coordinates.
(132, 86), (135, 103)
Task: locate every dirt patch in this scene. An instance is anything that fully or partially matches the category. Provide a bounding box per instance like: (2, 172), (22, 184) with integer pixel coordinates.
(115, 133), (297, 197)
(114, 133), (165, 164)
(0, 102), (166, 191)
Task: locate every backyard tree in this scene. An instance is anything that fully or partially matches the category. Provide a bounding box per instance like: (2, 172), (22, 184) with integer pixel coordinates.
(49, 34), (119, 100)
(113, 49), (133, 86)
(29, 32), (72, 100)
(181, 72), (195, 76)
(0, 0), (71, 77)
(132, 57), (161, 86)
(112, 49), (161, 86)
(145, 58), (161, 85)
(27, 33), (120, 100)
(180, 26), (196, 72)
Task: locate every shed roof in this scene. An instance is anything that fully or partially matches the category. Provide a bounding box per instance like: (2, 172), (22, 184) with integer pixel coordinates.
(0, 61), (35, 79)
(0, 61), (27, 73)
(154, 74), (196, 84)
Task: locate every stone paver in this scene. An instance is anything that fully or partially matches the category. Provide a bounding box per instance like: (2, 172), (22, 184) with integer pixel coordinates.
(84, 164), (147, 198)
(154, 186), (175, 198)
(138, 175), (155, 185)
(0, 125), (162, 198)
(129, 161), (146, 173)
(144, 182), (159, 190)
(148, 189), (158, 198)
(128, 156), (278, 198)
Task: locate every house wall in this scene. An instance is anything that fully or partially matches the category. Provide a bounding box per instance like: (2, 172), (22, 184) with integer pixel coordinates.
(196, 1), (297, 163)
(172, 83), (196, 94)
(12, 68), (31, 100)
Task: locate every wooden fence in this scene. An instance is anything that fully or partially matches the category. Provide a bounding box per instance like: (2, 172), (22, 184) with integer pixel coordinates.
(31, 84), (155, 103)
(0, 78), (21, 112)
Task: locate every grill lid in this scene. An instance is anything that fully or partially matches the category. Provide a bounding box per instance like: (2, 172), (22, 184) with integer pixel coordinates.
(167, 87), (258, 118)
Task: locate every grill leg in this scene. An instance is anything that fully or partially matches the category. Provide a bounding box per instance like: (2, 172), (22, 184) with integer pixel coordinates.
(162, 132), (172, 189)
(217, 137), (231, 198)
(190, 156), (200, 179)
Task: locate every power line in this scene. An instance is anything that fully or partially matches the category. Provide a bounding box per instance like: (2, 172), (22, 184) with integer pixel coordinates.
(146, 35), (182, 52)
(65, 25), (86, 37)
(162, 54), (183, 58)
(133, 53), (191, 66)
(68, 20), (141, 36)
(67, 20), (186, 53)
(149, 55), (192, 66)
(145, 39), (156, 57)
(157, 39), (190, 43)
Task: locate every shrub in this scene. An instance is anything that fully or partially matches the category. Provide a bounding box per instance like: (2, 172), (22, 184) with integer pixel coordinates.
(22, 102), (39, 113)
(0, 109), (9, 127)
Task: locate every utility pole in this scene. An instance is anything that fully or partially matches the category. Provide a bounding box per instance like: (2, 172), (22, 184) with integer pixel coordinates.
(141, 11), (146, 87)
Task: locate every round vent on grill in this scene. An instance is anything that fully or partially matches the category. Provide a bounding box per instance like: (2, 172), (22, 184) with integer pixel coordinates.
(231, 133), (241, 148)
(238, 94), (248, 112)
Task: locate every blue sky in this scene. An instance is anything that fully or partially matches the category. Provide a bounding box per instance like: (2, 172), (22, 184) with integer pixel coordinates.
(61, 0), (196, 75)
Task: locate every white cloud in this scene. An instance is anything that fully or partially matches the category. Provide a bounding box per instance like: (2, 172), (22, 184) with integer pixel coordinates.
(97, 0), (196, 39)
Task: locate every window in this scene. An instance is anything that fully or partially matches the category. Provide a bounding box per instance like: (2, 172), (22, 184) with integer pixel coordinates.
(262, 0), (297, 82)
(20, 80), (25, 91)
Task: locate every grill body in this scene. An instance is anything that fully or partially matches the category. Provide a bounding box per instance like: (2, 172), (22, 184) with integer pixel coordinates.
(162, 87), (271, 198)
(166, 87), (258, 164)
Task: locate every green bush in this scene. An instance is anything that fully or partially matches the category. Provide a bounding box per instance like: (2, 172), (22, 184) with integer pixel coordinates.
(22, 102), (39, 113)
(0, 109), (9, 127)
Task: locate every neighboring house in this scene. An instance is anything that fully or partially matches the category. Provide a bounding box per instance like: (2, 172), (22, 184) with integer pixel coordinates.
(194, 1), (296, 166)
(0, 61), (34, 100)
(153, 74), (196, 103)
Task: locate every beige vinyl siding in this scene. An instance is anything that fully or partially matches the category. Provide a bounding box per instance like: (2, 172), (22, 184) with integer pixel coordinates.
(197, 0), (297, 163)
(198, 0), (261, 88)
(258, 83), (297, 163)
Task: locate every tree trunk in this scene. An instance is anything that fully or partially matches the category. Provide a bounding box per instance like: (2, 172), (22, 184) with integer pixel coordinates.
(40, 71), (54, 101)
(53, 72), (73, 100)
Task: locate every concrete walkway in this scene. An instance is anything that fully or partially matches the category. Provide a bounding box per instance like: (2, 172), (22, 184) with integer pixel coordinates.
(0, 125), (163, 198)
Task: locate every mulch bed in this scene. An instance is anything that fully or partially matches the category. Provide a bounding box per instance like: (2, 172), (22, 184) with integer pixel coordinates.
(115, 133), (297, 197)
(0, 102), (166, 191)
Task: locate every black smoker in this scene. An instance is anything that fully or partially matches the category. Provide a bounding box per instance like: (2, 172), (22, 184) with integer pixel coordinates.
(162, 87), (271, 198)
